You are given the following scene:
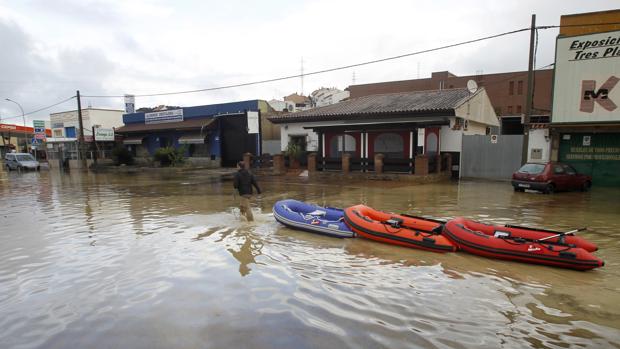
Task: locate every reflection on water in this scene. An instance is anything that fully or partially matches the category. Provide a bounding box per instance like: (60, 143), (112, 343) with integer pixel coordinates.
(0, 169), (619, 349)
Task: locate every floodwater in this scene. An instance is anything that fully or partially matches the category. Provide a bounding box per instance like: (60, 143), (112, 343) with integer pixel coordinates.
(0, 168), (619, 349)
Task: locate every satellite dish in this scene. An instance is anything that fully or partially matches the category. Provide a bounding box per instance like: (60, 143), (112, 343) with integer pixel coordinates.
(467, 80), (478, 94)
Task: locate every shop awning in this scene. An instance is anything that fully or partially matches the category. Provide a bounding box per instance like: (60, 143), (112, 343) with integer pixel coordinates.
(116, 117), (216, 133)
(178, 133), (207, 144)
(123, 136), (145, 145)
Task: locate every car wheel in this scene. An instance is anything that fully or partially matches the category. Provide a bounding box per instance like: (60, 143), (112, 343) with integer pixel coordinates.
(514, 187), (524, 192)
(581, 181), (592, 192)
(544, 183), (555, 194)
(5, 164), (10, 171)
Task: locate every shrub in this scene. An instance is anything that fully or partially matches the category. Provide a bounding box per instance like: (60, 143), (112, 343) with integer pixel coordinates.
(285, 142), (303, 160)
(154, 146), (186, 167)
(112, 146), (134, 165)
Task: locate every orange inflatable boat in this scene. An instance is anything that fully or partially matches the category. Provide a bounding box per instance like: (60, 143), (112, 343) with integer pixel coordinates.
(443, 217), (604, 270)
(343, 205), (457, 253)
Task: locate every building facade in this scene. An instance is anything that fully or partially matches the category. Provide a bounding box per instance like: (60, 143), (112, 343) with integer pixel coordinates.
(46, 108), (125, 168)
(309, 87), (350, 108)
(550, 9), (620, 187)
(347, 69), (553, 119)
(116, 100), (280, 167)
(269, 88), (498, 176)
(1, 123), (51, 156)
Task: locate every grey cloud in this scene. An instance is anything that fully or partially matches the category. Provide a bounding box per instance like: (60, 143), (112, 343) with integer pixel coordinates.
(0, 19), (117, 122)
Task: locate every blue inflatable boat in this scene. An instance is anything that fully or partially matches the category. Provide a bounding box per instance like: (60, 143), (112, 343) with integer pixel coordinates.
(273, 199), (355, 238)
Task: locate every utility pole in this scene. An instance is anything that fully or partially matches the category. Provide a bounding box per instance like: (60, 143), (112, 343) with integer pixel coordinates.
(300, 57), (304, 96)
(521, 14), (536, 165)
(77, 90), (87, 169)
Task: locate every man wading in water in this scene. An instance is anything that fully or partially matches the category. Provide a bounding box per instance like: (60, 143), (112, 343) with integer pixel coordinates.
(233, 161), (261, 221)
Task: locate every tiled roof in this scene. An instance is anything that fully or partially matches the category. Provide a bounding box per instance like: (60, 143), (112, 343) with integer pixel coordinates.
(115, 118), (215, 133)
(268, 88), (472, 123)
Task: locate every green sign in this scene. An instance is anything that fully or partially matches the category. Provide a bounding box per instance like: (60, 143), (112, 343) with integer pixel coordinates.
(560, 133), (620, 186)
(33, 120), (46, 128)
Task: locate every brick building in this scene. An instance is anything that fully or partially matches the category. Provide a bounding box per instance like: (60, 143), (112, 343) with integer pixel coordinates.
(347, 69), (554, 119)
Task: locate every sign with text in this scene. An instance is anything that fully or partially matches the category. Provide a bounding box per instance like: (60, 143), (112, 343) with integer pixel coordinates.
(33, 120), (46, 128)
(125, 94), (135, 114)
(94, 128), (115, 141)
(33, 120), (47, 141)
(552, 30), (620, 123)
(145, 109), (183, 124)
(247, 111), (259, 134)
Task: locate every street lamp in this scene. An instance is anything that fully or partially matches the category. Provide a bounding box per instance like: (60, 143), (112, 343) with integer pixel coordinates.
(5, 98), (28, 153)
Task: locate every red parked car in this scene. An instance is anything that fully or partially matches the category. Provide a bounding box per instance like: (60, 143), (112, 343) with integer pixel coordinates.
(511, 162), (592, 194)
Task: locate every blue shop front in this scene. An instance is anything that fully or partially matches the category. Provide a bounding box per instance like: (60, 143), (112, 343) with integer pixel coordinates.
(116, 100), (262, 167)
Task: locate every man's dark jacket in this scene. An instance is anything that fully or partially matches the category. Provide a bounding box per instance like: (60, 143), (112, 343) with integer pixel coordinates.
(234, 169), (261, 196)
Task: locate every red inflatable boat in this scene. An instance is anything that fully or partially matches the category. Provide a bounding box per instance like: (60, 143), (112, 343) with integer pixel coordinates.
(442, 217), (604, 270)
(344, 205), (457, 253)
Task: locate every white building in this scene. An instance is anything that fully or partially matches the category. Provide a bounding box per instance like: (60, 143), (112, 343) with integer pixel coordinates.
(310, 87), (350, 108)
(50, 108), (124, 139)
(268, 88), (499, 176)
(47, 108), (124, 169)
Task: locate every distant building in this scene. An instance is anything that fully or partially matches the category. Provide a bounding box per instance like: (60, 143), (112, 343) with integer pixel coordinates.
(49, 108), (124, 139)
(347, 70), (553, 119)
(115, 100), (281, 167)
(309, 87), (350, 108)
(45, 108), (125, 168)
(267, 99), (295, 112)
(0, 123), (51, 156)
(283, 93), (312, 111)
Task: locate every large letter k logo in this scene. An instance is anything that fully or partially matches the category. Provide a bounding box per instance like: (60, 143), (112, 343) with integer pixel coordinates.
(580, 76), (618, 113)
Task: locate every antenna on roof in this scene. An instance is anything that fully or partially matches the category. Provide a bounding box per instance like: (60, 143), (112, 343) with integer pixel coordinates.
(467, 80), (478, 94)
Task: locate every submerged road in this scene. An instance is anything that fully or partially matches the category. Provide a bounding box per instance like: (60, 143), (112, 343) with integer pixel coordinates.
(0, 169), (619, 349)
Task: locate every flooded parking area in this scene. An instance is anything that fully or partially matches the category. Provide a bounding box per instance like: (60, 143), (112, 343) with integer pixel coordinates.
(1, 169), (619, 349)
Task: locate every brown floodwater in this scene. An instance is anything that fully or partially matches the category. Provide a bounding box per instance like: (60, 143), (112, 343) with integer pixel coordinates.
(0, 168), (619, 349)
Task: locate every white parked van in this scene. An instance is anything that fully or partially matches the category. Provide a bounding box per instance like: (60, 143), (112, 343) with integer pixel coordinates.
(4, 153), (40, 171)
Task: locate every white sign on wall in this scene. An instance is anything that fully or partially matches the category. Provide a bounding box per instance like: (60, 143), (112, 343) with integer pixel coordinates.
(145, 109), (184, 124)
(94, 128), (115, 141)
(247, 111), (259, 134)
(552, 30), (620, 123)
(124, 94), (135, 114)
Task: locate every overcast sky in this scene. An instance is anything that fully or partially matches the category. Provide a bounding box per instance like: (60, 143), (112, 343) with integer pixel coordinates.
(0, 0), (618, 125)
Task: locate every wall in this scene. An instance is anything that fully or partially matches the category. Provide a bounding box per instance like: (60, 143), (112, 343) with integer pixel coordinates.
(122, 100), (259, 124)
(50, 108), (124, 138)
(559, 9), (620, 37)
(454, 89), (499, 127)
(90, 109), (125, 129)
(527, 129), (550, 163)
(279, 121), (328, 152)
(439, 124), (462, 152)
(461, 134), (524, 180)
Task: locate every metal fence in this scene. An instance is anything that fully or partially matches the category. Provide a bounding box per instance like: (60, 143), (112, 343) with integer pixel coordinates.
(461, 135), (523, 180)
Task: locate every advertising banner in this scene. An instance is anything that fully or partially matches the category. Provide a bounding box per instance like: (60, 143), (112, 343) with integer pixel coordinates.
(145, 109), (184, 124)
(552, 30), (620, 123)
(94, 128), (115, 141)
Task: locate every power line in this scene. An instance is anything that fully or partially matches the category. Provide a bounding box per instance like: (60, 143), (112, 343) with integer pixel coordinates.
(80, 21), (620, 99)
(4, 20), (619, 119)
(82, 26), (534, 98)
(1, 95), (76, 122)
